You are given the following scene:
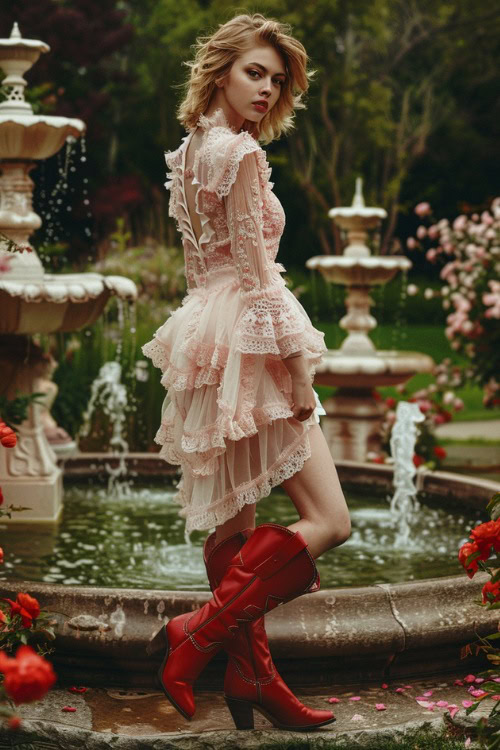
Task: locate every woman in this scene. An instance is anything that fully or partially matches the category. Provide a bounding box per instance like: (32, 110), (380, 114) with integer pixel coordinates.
(143, 13), (351, 732)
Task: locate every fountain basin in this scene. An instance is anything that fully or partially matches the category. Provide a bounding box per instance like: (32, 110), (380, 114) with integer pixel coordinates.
(1, 457), (498, 687)
(0, 115), (85, 159)
(0, 273), (137, 334)
(306, 255), (411, 285)
(315, 350), (435, 388)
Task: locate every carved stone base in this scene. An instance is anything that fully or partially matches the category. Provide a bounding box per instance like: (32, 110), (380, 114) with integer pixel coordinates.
(321, 388), (384, 462)
(0, 468), (63, 522)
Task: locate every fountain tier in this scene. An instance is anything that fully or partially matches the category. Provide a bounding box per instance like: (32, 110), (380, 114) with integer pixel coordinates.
(306, 179), (433, 461)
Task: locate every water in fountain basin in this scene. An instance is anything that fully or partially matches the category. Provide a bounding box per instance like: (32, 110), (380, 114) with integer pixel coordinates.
(0, 480), (483, 589)
(389, 400), (426, 547)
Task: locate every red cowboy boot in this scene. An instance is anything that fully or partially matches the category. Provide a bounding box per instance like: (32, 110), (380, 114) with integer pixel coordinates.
(203, 529), (335, 731)
(147, 523), (334, 727)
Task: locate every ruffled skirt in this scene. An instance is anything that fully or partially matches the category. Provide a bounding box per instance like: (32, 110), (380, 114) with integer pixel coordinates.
(142, 267), (327, 537)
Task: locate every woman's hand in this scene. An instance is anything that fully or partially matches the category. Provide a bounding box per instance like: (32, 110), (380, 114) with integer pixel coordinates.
(290, 377), (316, 422)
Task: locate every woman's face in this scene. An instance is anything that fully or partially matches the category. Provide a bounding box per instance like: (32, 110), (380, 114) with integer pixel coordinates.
(218, 44), (287, 128)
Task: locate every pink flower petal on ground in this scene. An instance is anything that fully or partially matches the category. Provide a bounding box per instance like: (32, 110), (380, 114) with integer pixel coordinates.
(491, 695), (500, 700)
(462, 700), (473, 708)
(62, 706), (76, 712)
(351, 714), (363, 721)
(416, 696), (428, 701)
(403, 685), (413, 689)
(423, 690), (433, 697)
(463, 675), (476, 684)
(474, 678), (485, 684)
(328, 697), (340, 704)
(494, 678), (500, 683)
(416, 700), (434, 708)
(381, 683), (389, 689)
(350, 696), (361, 701)
(454, 680), (464, 686)
(395, 687), (405, 693)
(69, 686), (88, 693)
(375, 703), (387, 711)
(465, 739), (471, 748)
(449, 707), (460, 719)
(470, 689), (486, 698)
(436, 701), (449, 707)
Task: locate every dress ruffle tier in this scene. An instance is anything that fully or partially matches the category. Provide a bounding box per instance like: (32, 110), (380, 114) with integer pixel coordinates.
(142, 108), (327, 537)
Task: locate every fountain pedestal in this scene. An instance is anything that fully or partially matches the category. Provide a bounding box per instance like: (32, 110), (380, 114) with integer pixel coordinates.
(0, 337), (63, 521)
(307, 179), (433, 461)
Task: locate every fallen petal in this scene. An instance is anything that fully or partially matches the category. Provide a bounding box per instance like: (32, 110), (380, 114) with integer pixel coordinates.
(423, 690), (433, 697)
(449, 707), (460, 719)
(462, 700), (474, 708)
(436, 701), (449, 707)
(454, 680), (464, 686)
(351, 714), (363, 721)
(491, 695), (500, 700)
(416, 700), (433, 708)
(381, 683), (389, 689)
(328, 697), (340, 704)
(395, 687), (405, 693)
(465, 738), (471, 748)
(474, 678), (485, 684)
(470, 690), (486, 698)
(375, 703), (386, 711)
(350, 696), (361, 701)
(403, 685), (413, 689)
(62, 706), (76, 712)
(463, 675), (476, 684)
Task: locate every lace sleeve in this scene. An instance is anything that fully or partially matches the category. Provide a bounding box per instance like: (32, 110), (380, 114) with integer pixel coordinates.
(225, 150), (306, 359)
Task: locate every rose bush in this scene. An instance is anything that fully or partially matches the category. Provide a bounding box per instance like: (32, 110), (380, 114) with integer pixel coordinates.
(408, 197), (500, 408)
(457, 492), (500, 746)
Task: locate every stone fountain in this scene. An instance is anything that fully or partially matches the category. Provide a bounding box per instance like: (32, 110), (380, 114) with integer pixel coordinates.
(0, 23), (137, 523)
(307, 178), (433, 461)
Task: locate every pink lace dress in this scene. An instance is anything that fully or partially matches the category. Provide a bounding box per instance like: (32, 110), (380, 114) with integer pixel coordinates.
(142, 108), (327, 537)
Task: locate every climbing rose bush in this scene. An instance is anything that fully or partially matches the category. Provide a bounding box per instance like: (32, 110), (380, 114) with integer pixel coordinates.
(408, 197), (500, 408)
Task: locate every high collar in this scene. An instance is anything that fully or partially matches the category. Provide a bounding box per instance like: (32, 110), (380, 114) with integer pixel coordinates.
(196, 107), (241, 134)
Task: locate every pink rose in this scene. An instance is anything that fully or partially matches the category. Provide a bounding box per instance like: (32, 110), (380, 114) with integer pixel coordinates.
(415, 202), (431, 217)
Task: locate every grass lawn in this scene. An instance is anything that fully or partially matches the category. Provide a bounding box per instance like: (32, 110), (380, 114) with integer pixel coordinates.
(314, 322), (497, 423)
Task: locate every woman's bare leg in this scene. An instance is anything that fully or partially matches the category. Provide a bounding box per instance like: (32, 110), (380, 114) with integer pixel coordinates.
(214, 425), (350, 557)
(215, 501), (256, 543)
(282, 424), (351, 558)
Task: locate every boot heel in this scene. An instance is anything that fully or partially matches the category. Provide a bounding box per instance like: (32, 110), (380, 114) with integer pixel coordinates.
(224, 696), (254, 730)
(146, 623), (167, 657)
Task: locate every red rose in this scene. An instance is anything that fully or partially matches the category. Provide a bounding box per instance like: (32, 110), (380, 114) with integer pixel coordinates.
(16, 593), (40, 621)
(413, 454), (425, 467)
(385, 397), (396, 409)
(482, 580), (500, 605)
(470, 520), (500, 555)
(433, 445), (447, 460)
(2, 598), (33, 628)
(0, 424), (16, 448)
(0, 645), (56, 704)
(458, 540), (488, 578)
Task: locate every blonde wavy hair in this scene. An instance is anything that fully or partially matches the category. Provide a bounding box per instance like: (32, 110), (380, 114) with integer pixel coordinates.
(177, 13), (315, 144)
